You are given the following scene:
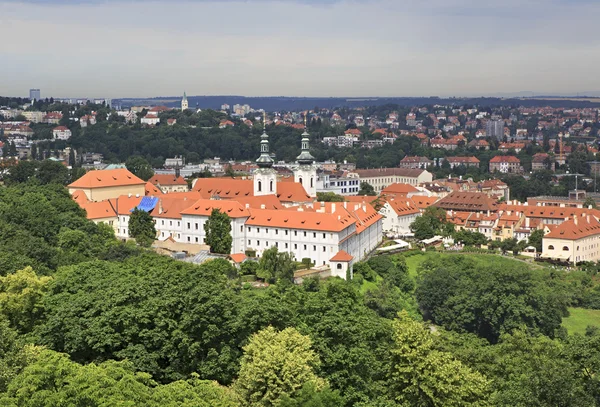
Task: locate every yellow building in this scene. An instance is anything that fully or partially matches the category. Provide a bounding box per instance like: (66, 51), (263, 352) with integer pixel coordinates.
(68, 168), (146, 201)
(542, 214), (600, 265)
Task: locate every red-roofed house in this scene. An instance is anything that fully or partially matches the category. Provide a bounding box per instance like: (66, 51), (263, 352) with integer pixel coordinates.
(542, 214), (600, 264)
(53, 126), (72, 140)
(68, 168), (146, 201)
(379, 198), (421, 235)
(489, 156), (521, 173)
(149, 174), (188, 193)
(446, 157), (480, 169)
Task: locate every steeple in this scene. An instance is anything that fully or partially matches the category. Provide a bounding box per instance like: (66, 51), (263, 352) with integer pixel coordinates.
(256, 111), (273, 168)
(181, 92), (188, 111)
(296, 114), (315, 165)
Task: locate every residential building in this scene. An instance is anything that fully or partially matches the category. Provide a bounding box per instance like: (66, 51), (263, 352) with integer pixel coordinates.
(29, 89), (40, 101)
(22, 111), (44, 123)
(52, 126), (72, 140)
(141, 113), (160, 126)
(379, 198), (420, 235)
(486, 119), (504, 139)
(381, 183), (428, 199)
(148, 174), (189, 193)
(531, 153), (554, 172)
(542, 214), (600, 264)
(489, 156), (521, 173)
(446, 157), (480, 169)
(351, 168), (433, 192)
(433, 191), (499, 213)
(399, 156), (433, 169)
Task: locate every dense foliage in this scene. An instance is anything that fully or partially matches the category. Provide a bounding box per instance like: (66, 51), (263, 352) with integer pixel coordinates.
(1, 178), (600, 404)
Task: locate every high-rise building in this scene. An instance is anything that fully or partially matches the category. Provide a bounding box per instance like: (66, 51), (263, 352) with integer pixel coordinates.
(29, 89), (40, 101)
(486, 119), (504, 140)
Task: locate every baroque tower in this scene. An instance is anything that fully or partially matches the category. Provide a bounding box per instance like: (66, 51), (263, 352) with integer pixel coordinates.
(294, 115), (317, 197)
(254, 112), (277, 196)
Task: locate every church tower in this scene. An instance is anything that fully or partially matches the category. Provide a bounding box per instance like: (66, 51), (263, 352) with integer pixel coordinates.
(254, 112), (277, 196)
(294, 116), (317, 197)
(181, 92), (188, 111)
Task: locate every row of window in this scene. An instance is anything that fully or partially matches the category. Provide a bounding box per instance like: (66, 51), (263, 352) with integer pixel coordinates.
(247, 227), (330, 239)
(250, 240), (330, 252)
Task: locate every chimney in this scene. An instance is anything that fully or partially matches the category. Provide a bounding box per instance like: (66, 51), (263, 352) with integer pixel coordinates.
(128, 193), (132, 198)
(158, 199), (163, 214)
(574, 214), (578, 225)
(343, 201), (347, 209)
(321, 201), (325, 207)
(245, 203), (250, 209)
(332, 203), (336, 213)
(135, 194), (140, 198)
(587, 215), (591, 223)
(261, 204), (266, 209)
(363, 204), (367, 212)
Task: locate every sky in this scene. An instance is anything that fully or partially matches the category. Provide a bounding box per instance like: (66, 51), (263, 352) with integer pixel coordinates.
(1, 0), (599, 98)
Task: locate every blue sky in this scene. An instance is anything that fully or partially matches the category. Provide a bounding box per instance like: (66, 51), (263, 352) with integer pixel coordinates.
(1, 0), (598, 98)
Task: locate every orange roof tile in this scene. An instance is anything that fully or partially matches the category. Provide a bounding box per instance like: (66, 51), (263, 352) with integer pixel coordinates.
(229, 253), (247, 263)
(330, 250), (353, 262)
(180, 199), (250, 218)
(68, 169), (145, 189)
(381, 183), (419, 195)
(145, 182), (164, 196)
(545, 215), (600, 240)
(385, 199), (420, 216)
(149, 174), (187, 186)
(81, 200), (116, 220)
(71, 189), (89, 205)
(246, 208), (354, 232)
(410, 196), (438, 210)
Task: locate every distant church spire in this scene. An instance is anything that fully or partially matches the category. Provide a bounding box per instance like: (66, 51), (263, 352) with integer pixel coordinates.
(296, 113), (315, 165)
(181, 92), (188, 111)
(256, 111), (273, 168)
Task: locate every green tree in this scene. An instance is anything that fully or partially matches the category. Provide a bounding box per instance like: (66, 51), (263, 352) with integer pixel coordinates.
(583, 196), (597, 209)
(409, 206), (448, 240)
(0, 320), (41, 393)
(0, 267), (51, 334)
(204, 209), (232, 254)
(388, 311), (490, 406)
(126, 155), (154, 181)
(257, 247), (296, 284)
(316, 192), (345, 202)
(129, 208), (156, 247)
(357, 182), (376, 196)
(4, 161), (38, 185)
(234, 326), (326, 407)
(528, 229), (544, 253)
(36, 160), (70, 185)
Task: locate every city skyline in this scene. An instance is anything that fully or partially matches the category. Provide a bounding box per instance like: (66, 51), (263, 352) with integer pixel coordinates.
(2, 0), (599, 98)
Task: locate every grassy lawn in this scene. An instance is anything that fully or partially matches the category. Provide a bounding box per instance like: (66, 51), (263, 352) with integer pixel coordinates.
(562, 308), (600, 335)
(405, 253), (428, 279)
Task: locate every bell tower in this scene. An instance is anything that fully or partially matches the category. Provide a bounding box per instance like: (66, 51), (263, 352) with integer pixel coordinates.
(293, 115), (317, 197)
(181, 92), (188, 111)
(254, 112), (277, 196)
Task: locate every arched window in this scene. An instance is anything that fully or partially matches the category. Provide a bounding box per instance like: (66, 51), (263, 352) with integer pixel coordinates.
(563, 246), (569, 251)
(548, 245), (554, 250)
(298, 177), (303, 185)
(270, 180), (274, 192)
(310, 177), (314, 188)
(258, 180), (262, 192)
(337, 263), (342, 270)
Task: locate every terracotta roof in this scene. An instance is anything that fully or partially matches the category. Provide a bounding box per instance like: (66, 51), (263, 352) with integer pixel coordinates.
(410, 196), (439, 210)
(381, 183), (419, 195)
(446, 156), (480, 164)
(53, 126), (69, 131)
(330, 250), (353, 262)
(81, 200), (116, 220)
(545, 215), (600, 240)
(192, 178), (311, 202)
(385, 199), (420, 216)
(245, 208), (355, 232)
(180, 199), (250, 218)
(234, 195), (284, 210)
(71, 189), (89, 205)
(68, 169), (146, 189)
(149, 174), (188, 186)
(490, 156), (521, 163)
(276, 182), (311, 202)
(153, 197), (197, 219)
(145, 182), (163, 195)
(400, 156), (433, 163)
(434, 191), (498, 212)
(108, 195), (144, 215)
(352, 168), (428, 178)
(228, 253), (247, 263)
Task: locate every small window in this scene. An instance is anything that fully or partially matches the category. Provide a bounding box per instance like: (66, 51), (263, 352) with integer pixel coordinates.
(195, 237), (198, 243)
(304, 245), (307, 250)
(257, 241), (260, 246)
(285, 230), (288, 235)
(323, 233), (326, 239)
(257, 228), (260, 233)
(161, 220), (165, 225)
(240, 225), (243, 232)
(170, 221), (172, 226)
(313, 233), (316, 238)
(285, 243), (288, 248)
(323, 246), (326, 252)
(337, 263), (342, 270)
(548, 245), (554, 250)
(563, 246), (569, 251)
(187, 223), (191, 229)
(313, 245), (316, 251)
(265, 229), (268, 234)
(195, 223), (198, 230)
(304, 232), (307, 237)
(275, 229), (279, 235)
(294, 244), (298, 249)
(275, 242), (279, 248)
(248, 227), (251, 232)
(248, 240), (251, 245)
(294, 231), (297, 236)
(187, 237), (190, 242)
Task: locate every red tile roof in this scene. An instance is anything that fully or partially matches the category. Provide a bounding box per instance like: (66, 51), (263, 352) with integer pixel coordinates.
(68, 169), (146, 189)
(545, 215), (600, 240)
(330, 250), (353, 262)
(490, 156), (520, 163)
(149, 174), (188, 186)
(180, 199), (250, 218)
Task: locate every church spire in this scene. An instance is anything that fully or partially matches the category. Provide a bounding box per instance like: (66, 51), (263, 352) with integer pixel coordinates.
(296, 113), (315, 165)
(256, 111), (274, 168)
